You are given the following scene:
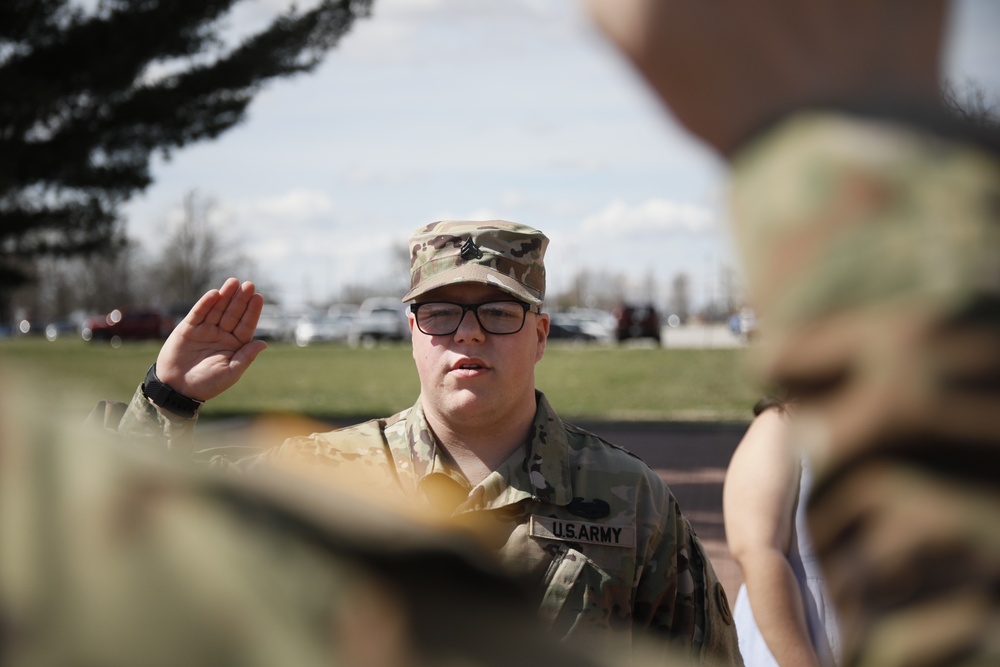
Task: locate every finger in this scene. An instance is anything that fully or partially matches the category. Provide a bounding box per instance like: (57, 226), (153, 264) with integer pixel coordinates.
(219, 281), (259, 334)
(231, 291), (264, 343)
(202, 278), (241, 327)
(184, 287), (225, 327)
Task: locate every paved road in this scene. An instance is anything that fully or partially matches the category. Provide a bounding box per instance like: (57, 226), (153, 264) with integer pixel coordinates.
(577, 419), (748, 603)
(659, 323), (745, 349)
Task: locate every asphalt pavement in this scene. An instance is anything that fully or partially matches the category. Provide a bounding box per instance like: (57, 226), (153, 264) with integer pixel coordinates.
(659, 323), (745, 349)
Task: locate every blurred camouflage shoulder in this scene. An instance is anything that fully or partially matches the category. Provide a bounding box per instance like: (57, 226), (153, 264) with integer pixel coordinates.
(730, 110), (1000, 667)
(0, 378), (639, 667)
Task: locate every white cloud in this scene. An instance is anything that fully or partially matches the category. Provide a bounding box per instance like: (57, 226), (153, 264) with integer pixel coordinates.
(248, 237), (295, 262)
(581, 198), (715, 237)
(336, 0), (587, 65)
(343, 165), (426, 188)
(239, 188), (335, 220)
(546, 156), (606, 173)
(372, 0), (567, 22)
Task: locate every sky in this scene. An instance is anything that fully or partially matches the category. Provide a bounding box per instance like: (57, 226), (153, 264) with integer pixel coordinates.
(121, 0), (1000, 313)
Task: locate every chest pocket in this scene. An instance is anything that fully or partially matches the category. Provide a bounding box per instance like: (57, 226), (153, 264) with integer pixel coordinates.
(538, 544), (631, 641)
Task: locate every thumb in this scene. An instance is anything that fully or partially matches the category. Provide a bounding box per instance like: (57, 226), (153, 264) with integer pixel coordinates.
(231, 340), (268, 375)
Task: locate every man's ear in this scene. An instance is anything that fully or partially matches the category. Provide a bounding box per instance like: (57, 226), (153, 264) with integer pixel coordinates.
(535, 312), (550, 360)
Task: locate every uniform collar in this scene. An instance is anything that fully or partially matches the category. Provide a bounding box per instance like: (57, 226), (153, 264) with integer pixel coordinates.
(394, 392), (574, 513)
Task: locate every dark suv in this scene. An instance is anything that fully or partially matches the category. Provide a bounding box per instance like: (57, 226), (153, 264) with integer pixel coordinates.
(83, 308), (176, 343)
(613, 303), (662, 346)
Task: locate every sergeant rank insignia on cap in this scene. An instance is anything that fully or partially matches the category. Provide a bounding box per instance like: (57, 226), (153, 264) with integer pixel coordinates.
(460, 237), (483, 261)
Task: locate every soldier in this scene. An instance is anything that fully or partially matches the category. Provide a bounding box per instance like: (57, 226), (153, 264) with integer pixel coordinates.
(101, 220), (742, 665)
(584, 1), (1000, 666)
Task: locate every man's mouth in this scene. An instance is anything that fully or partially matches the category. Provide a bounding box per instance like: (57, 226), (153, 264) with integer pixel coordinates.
(453, 359), (488, 371)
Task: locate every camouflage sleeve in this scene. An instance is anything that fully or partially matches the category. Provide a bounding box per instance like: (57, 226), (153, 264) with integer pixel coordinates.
(685, 524), (742, 665)
(729, 111), (1000, 472)
(5, 380), (621, 667)
(729, 112), (1000, 666)
(90, 387), (261, 472)
(636, 488), (742, 665)
(95, 385), (199, 454)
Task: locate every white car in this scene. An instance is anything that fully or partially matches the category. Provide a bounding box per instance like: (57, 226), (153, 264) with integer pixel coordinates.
(254, 304), (295, 342)
(294, 310), (356, 347)
(348, 297), (409, 347)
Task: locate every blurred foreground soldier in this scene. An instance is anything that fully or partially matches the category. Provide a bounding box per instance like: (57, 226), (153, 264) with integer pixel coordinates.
(0, 377), (626, 667)
(96, 221), (741, 665)
(586, 1), (1000, 666)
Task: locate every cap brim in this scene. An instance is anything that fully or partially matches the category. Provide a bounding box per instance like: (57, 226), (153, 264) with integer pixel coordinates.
(402, 265), (543, 306)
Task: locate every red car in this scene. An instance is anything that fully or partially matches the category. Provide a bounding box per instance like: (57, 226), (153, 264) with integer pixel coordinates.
(83, 308), (175, 343)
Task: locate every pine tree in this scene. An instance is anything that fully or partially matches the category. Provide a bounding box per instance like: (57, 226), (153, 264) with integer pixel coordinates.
(0, 0), (373, 292)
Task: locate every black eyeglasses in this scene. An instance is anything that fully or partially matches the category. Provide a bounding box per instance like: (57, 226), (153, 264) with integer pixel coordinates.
(410, 301), (537, 336)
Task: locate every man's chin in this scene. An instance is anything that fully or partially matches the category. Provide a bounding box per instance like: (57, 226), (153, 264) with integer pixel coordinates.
(438, 389), (498, 419)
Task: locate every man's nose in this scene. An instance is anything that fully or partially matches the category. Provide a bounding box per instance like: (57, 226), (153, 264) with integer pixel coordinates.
(453, 308), (485, 342)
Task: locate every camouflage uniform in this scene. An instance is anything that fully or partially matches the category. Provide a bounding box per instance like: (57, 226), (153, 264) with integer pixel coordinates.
(729, 111), (1000, 667)
(111, 384), (742, 665)
(269, 389), (740, 663)
(1, 379), (624, 667)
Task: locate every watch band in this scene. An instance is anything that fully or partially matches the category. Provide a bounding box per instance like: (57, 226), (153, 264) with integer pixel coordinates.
(142, 364), (204, 418)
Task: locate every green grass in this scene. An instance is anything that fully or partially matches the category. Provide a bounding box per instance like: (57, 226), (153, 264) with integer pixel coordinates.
(0, 337), (764, 423)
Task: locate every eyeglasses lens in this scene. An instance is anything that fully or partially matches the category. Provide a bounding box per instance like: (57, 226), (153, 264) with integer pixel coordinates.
(415, 302), (527, 335)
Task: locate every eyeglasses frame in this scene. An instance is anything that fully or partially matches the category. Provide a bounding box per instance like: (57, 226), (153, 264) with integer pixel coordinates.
(409, 300), (540, 336)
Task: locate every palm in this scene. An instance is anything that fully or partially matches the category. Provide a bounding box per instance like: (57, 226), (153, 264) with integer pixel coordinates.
(155, 278), (268, 401)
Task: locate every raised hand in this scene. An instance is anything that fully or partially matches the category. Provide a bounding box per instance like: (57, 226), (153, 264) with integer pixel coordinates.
(154, 278), (269, 402)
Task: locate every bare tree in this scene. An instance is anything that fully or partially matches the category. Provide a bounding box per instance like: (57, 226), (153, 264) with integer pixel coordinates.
(942, 80), (1000, 129)
(336, 240), (411, 304)
(640, 269), (659, 306)
(669, 272), (691, 323)
(154, 190), (242, 306)
(4, 239), (152, 326)
(0, 0), (374, 300)
(550, 268), (629, 311)
(718, 263), (743, 315)
(387, 240), (413, 295)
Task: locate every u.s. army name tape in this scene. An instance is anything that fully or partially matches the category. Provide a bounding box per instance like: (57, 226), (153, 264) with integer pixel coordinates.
(529, 515), (635, 548)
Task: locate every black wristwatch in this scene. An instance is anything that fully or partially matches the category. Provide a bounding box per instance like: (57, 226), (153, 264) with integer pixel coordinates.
(142, 364), (204, 419)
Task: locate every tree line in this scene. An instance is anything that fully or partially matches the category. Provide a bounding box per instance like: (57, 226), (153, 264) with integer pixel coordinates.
(1, 0), (374, 317)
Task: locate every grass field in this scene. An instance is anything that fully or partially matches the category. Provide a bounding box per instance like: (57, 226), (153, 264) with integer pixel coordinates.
(0, 337), (765, 423)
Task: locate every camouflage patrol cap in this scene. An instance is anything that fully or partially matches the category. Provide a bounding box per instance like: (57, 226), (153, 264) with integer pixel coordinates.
(402, 220), (548, 306)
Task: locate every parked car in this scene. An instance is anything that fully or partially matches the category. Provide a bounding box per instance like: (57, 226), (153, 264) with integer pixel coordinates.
(348, 297), (408, 347)
(254, 304), (296, 342)
(83, 308), (176, 344)
(548, 314), (597, 343)
(293, 309), (356, 347)
(613, 303), (662, 346)
(735, 307), (758, 342)
(44, 319), (82, 341)
(562, 307), (616, 344)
